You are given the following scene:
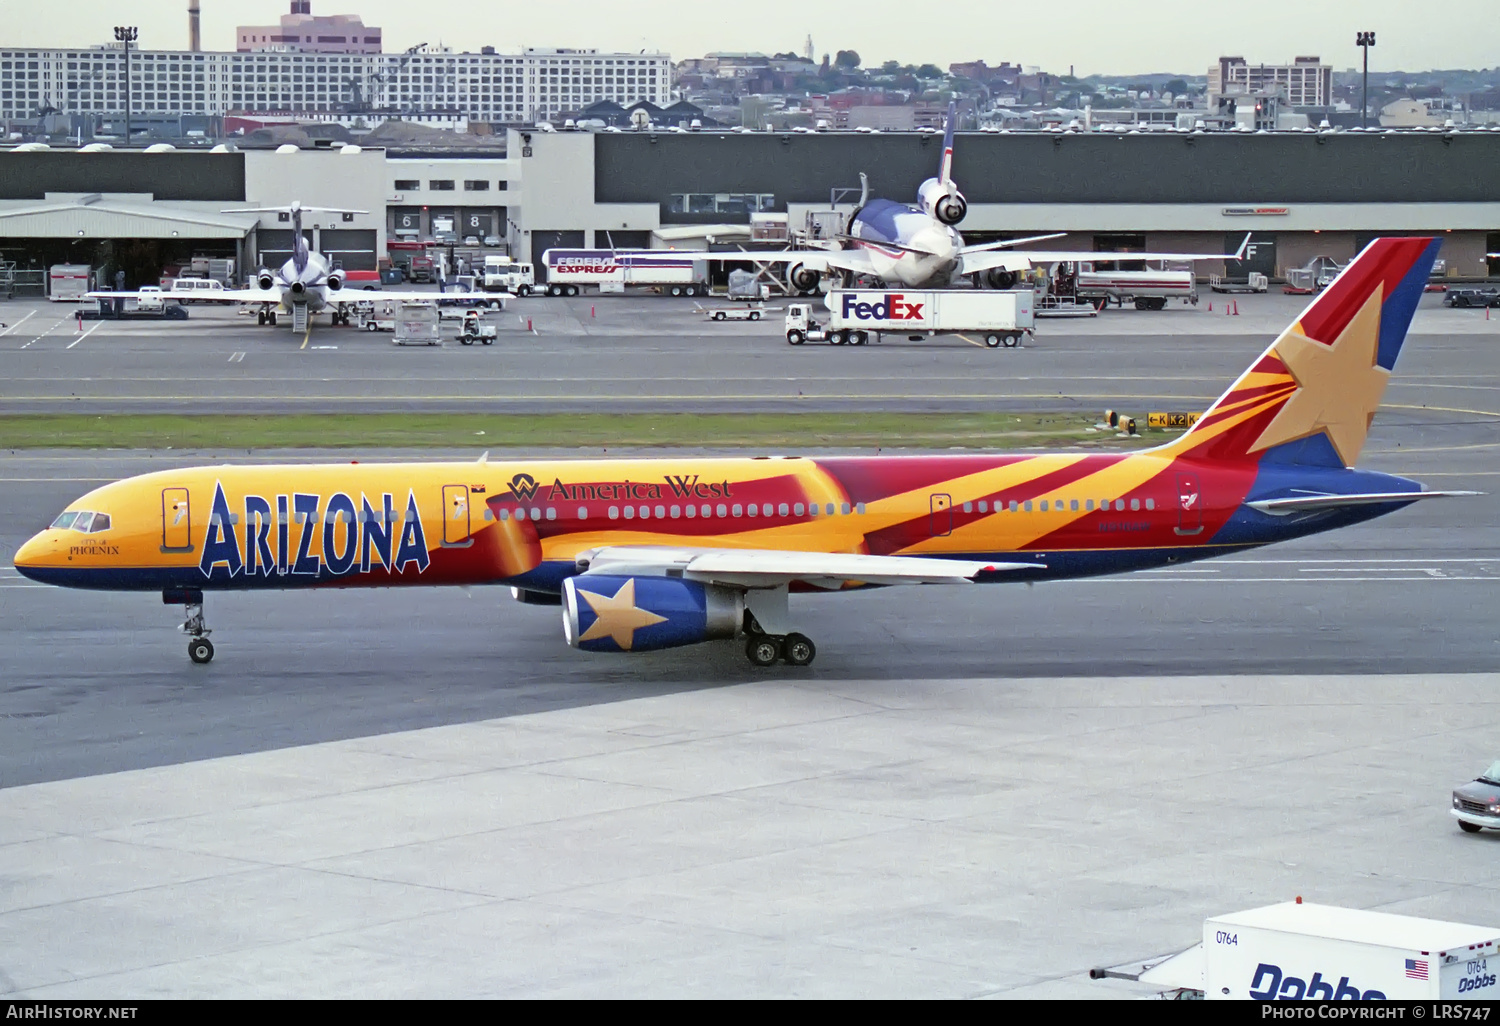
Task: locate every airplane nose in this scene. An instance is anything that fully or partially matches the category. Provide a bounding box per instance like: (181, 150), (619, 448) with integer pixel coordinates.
(13, 531), (50, 580)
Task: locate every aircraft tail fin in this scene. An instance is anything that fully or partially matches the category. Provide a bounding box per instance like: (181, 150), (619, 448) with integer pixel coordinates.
(1160, 236), (1441, 468)
(938, 101), (956, 184)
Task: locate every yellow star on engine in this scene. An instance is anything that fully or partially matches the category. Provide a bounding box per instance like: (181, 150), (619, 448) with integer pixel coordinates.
(1250, 287), (1390, 466)
(576, 578), (667, 651)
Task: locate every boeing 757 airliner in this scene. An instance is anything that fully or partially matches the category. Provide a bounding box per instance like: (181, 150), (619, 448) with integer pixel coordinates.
(15, 237), (1469, 666)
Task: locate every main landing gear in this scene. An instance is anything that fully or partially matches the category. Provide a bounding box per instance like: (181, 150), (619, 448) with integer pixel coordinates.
(744, 631), (816, 668)
(257, 308), (278, 326)
(166, 588), (214, 663)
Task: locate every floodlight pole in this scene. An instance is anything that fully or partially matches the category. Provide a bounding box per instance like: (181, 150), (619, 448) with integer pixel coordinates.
(114, 26), (137, 144)
(1356, 31), (1376, 129)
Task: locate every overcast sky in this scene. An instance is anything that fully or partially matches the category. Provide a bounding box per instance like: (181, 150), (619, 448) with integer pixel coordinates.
(12, 1), (1499, 76)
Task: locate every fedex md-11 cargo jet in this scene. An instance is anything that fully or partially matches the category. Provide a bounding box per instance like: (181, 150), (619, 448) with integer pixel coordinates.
(88, 202), (485, 335)
(16, 238), (1471, 666)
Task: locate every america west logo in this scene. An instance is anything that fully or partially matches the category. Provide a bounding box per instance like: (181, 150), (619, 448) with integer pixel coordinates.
(509, 473), (540, 502)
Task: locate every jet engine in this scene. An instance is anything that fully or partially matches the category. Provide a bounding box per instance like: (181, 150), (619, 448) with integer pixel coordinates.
(984, 268), (1019, 290)
(256, 270), (275, 290)
(325, 270), (343, 292)
(289, 281), (306, 296)
(786, 262), (821, 295)
(562, 575), (742, 653)
(917, 177), (967, 226)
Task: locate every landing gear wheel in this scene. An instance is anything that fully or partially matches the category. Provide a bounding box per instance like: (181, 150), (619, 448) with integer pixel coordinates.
(1460, 821), (1483, 833)
(188, 637), (215, 664)
(782, 633), (816, 666)
(257, 309), (267, 326)
(268, 311), (278, 325)
(745, 636), (781, 667)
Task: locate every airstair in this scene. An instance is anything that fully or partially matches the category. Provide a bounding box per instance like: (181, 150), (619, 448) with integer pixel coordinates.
(291, 302), (309, 333)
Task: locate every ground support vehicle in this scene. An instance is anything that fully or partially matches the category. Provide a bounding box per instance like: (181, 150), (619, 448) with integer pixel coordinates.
(458, 310), (500, 345)
(786, 289), (1034, 348)
(1092, 901), (1500, 1000)
(1208, 272), (1269, 294)
(1445, 287), (1500, 308)
(393, 302), (441, 346)
(541, 249), (710, 298)
(1452, 759), (1500, 832)
(696, 302), (774, 322)
(1052, 262), (1197, 310)
(47, 264), (92, 301)
(482, 256), (535, 296)
(166, 278), (227, 304)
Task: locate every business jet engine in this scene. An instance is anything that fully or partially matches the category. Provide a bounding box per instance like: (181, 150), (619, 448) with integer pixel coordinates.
(562, 575), (742, 653)
(786, 262), (821, 295)
(256, 270), (276, 290)
(325, 270), (344, 292)
(917, 177), (967, 226)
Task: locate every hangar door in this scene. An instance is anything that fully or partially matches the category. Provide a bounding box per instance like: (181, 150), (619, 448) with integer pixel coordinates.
(1225, 233), (1276, 279)
(321, 229), (377, 272)
(256, 228), (312, 273)
(530, 230), (585, 281)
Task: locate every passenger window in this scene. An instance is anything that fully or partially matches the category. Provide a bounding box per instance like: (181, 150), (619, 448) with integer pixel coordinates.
(578, 507), (588, 520)
(482, 508), (493, 522)
(685, 505), (696, 518)
(1115, 499), (1126, 511)
(1040, 500), (1048, 512)
(51, 511), (79, 530)
(623, 506), (635, 519)
(1023, 501), (1032, 511)
(640, 505), (650, 519)
(1085, 499), (1094, 511)
(701, 504), (711, 518)
(778, 503), (788, 517)
(1145, 498), (1155, 510)
(718, 504), (729, 517)
(855, 503), (866, 515)
(652, 505), (663, 519)
(530, 507), (541, 520)
(731, 504), (742, 517)
(826, 503), (836, 515)
(840, 503), (851, 515)
(747, 504), (757, 517)
(1009, 500), (1018, 512)
(1070, 500), (1079, 512)
(546, 508), (557, 521)
(608, 506), (619, 520)
(978, 501), (988, 513)
(794, 503), (805, 516)
(1130, 498), (1140, 511)
(670, 505), (680, 518)
(499, 508), (510, 521)
(766, 503), (776, 517)
(809, 503), (819, 517)
(963, 502), (973, 513)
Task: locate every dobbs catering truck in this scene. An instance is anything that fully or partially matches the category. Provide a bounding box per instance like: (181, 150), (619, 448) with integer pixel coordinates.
(785, 289), (1034, 348)
(540, 249), (709, 298)
(1092, 901), (1500, 1000)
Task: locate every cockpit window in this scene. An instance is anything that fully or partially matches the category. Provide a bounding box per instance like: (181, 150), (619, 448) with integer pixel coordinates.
(49, 510), (110, 532)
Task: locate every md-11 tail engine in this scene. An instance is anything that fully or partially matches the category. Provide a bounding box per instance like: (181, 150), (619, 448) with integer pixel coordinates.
(984, 267), (1019, 290)
(786, 262), (821, 295)
(256, 270), (276, 290)
(917, 177), (967, 226)
(562, 575), (742, 653)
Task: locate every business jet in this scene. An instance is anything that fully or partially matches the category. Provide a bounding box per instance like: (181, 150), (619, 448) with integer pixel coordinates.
(88, 202), (486, 335)
(16, 238), (1471, 667)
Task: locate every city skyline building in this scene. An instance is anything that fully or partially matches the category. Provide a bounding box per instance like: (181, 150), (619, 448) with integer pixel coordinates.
(237, 1), (381, 56)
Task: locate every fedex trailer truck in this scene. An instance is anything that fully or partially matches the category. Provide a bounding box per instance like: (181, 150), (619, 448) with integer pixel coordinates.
(785, 289), (1034, 347)
(1092, 901), (1500, 1000)
(540, 249), (709, 297)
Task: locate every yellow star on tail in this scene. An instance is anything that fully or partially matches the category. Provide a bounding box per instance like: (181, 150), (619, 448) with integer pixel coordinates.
(1250, 288), (1390, 466)
(576, 578), (667, 651)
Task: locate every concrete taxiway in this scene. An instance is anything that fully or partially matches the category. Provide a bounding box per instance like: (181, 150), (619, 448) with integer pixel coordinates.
(2, 292), (1498, 415)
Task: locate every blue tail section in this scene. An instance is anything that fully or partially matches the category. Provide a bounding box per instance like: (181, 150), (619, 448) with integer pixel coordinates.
(938, 101), (956, 184)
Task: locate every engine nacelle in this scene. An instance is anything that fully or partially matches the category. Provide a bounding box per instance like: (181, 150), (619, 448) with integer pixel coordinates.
(256, 270), (275, 291)
(289, 280), (306, 295)
(325, 271), (343, 292)
(917, 177), (967, 226)
(786, 262), (821, 295)
(562, 575), (742, 653)
(984, 268), (1019, 290)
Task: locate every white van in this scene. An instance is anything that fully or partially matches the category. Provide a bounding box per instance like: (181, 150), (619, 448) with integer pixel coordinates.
(166, 278), (226, 303)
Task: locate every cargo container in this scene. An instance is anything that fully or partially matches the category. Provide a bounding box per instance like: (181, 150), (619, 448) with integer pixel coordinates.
(786, 289), (1033, 347)
(541, 249), (709, 297)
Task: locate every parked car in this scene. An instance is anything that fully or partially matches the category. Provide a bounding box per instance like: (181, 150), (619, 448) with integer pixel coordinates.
(166, 277), (226, 303)
(1452, 759), (1500, 833)
(463, 235), (480, 246)
(483, 235), (501, 247)
(1444, 287), (1500, 309)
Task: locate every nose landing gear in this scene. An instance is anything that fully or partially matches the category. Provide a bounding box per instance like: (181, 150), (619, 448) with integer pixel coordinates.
(165, 589), (214, 663)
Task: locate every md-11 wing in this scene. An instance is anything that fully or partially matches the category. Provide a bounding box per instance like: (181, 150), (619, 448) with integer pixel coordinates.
(88, 288), (280, 304)
(578, 545), (1037, 589)
(959, 234), (1253, 277)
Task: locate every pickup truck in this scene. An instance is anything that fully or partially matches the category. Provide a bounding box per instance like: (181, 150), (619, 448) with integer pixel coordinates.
(1444, 287), (1500, 308)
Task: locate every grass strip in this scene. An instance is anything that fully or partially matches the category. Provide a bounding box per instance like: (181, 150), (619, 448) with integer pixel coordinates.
(0, 412), (1170, 450)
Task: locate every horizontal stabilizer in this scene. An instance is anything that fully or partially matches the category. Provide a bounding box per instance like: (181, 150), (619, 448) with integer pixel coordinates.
(960, 233), (1066, 255)
(1248, 490), (1478, 515)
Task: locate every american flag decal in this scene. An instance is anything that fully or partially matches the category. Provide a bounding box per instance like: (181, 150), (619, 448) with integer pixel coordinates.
(1405, 958), (1429, 980)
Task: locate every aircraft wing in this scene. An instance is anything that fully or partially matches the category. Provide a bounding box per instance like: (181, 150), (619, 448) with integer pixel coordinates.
(1246, 490), (1478, 515)
(328, 291), (502, 305)
(677, 248), (878, 276)
(88, 289), (280, 304)
(579, 545), (1037, 589)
